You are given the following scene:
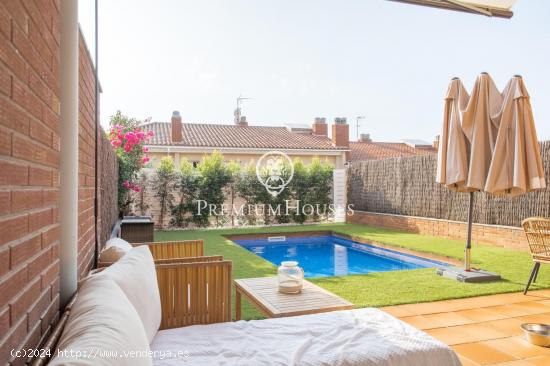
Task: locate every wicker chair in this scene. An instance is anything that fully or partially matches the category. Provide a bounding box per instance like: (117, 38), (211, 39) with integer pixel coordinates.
(522, 217), (550, 294)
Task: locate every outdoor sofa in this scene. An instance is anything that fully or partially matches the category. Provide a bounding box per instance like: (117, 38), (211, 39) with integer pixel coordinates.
(38, 240), (461, 366)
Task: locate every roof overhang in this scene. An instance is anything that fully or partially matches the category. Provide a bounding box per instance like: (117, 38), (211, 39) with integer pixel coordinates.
(387, 0), (515, 18)
(145, 145), (350, 155)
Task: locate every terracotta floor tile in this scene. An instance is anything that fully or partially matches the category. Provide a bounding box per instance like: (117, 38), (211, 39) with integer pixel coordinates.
(398, 300), (458, 315)
(485, 304), (537, 318)
(487, 361), (537, 366)
(483, 318), (525, 336)
(514, 302), (550, 314)
(454, 323), (509, 342)
(380, 305), (416, 318)
(458, 355), (480, 366)
(452, 343), (517, 365)
(423, 311), (475, 327)
(400, 315), (443, 330)
(483, 336), (550, 359)
(457, 308), (508, 323)
(525, 355), (550, 365)
(425, 327), (474, 345)
(517, 312), (550, 325)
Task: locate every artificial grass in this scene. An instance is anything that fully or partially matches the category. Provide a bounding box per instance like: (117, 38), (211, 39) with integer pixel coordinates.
(155, 223), (547, 320)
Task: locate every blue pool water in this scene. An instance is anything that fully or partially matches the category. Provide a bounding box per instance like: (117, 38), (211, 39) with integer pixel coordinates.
(234, 235), (449, 277)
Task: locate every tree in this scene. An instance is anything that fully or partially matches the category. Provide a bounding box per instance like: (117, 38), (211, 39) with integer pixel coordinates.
(108, 111), (153, 214)
(226, 161), (241, 227)
(304, 158), (334, 221)
(152, 156), (175, 229)
(171, 158), (198, 227)
(193, 151), (231, 227)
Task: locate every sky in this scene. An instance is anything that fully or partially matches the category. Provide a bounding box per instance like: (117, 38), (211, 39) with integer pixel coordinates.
(78, 0), (550, 142)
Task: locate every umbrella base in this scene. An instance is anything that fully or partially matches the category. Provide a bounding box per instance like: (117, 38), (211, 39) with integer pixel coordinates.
(436, 267), (501, 283)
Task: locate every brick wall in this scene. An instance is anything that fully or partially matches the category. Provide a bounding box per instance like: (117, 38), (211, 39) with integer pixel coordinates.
(0, 2), (119, 364)
(0, 1), (62, 363)
(77, 32), (96, 279)
(347, 211), (529, 251)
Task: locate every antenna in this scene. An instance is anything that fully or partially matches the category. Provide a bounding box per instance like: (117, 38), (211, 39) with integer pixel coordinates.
(356, 116), (365, 141)
(234, 94), (252, 124)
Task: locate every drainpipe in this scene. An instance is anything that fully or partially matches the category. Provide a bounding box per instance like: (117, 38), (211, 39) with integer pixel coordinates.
(59, 0), (79, 307)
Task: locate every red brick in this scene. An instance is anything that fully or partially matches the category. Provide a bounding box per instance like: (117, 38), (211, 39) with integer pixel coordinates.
(28, 208), (52, 233)
(10, 234), (41, 268)
(29, 166), (52, 186)
(0, 190), (10, 215)
(9, 277), (40, 325)
(41, 258), (58, 290)
(0, 95), (30, 135)
(40, 224), (58, 248)
(0, 65), (9, 96)
(29, 119), (53, 147)
(0, 126), (11, 155)
(0, 4), (10, 38)
(0, 265), (27, 308)
(14, 320), (41, 366)
(27, 286), (50, 334)
(0, 315), (27, 364)
(12, 134), (59, 167)
(42, 188), (57, 205)
(0, 246), (9, 277)
(0, 159), (29, 186)
(27, 246), (51, 279)
(11, 189), (43, 212)
(0, 306), (8, 337)
(0, 213), (28, 245)
(40, 293), (59, 334)
(11, 77), (43, 120)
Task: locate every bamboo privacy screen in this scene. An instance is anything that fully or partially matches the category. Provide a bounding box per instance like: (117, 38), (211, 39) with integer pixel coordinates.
(347, 141), (550, 227)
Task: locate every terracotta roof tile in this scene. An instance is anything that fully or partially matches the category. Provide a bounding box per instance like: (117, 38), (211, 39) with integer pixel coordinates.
(350, 141), (436, 161)
(142, 122), (345, 150)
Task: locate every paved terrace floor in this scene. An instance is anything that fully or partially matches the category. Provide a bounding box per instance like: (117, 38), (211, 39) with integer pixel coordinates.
(382, 290), (550, 366)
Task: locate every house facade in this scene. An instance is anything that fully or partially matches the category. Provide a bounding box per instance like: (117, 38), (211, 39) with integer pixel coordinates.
(141, 112), (350, 169)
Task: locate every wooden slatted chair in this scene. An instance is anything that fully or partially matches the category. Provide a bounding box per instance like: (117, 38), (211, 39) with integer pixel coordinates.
(30, 253), (232, 365)
(98, 239), (204, 268)
(522, 217), (550, 294)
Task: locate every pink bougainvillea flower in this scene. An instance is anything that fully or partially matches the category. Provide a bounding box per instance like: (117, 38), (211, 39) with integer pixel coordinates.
(132, 186), (141, 193)
(142, 146), (149, 153)
(123, 144), (132, 153)
(142, 156), (150, 164)
(147, 130), (155, 137)
(123, 180), (131, 189)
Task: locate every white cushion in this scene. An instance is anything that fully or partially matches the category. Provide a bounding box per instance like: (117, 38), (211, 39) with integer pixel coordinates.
(100, 245), (161, 344)
(50, 276), (152, 365)
(100, 237), (133, 263)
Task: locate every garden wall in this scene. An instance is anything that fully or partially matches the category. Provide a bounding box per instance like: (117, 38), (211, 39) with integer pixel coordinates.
(348, 141), (550, 228)
(0, 2), (119, 362)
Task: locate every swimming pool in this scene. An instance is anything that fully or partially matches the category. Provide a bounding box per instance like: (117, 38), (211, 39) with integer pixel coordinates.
(233, 235), (449, 277)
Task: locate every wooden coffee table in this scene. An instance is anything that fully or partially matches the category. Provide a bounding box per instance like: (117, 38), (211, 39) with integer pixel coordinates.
(234, 276), (355, 320)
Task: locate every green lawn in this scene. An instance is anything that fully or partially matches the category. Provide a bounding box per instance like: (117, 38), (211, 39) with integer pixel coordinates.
(155, 223), (547, 320)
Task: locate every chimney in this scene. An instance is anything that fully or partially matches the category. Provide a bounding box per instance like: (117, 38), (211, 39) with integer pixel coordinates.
(360, 133), (372, 143)
(332, 117), (349, 147)
(312, 117), (328, 136)
(171, 111), (182, 142)
(237, 115), (248, 127)
(433, 135), (440, 150)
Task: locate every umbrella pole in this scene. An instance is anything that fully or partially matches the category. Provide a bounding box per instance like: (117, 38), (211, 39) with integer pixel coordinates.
(465, 191), (474, 271)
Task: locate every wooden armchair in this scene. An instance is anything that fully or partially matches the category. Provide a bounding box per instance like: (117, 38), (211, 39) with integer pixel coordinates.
(98, 239), (204, 267)
(30, 250), (232, 365)
(522, 217), (550, 294)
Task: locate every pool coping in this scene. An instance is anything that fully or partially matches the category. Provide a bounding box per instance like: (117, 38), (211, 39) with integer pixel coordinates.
(224, 230), (462, 267)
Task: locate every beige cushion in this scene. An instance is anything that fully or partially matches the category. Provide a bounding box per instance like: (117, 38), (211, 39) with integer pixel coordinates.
(50, 276), (152, 365)
(99, 237), (133, 263)
(100, 246), (161, 343)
